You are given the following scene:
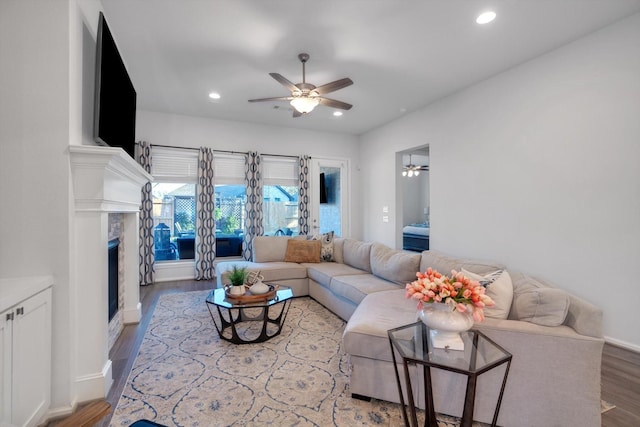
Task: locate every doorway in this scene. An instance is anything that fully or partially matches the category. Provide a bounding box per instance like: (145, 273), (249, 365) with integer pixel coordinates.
(397, 145), (430, 251)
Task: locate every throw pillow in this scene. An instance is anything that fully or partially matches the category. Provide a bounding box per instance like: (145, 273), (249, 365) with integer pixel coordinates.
(284, 239), (321, 263)
(461, 268), (513, 320)
(307, 231), (335, 262)
(511, 288), (570, 327)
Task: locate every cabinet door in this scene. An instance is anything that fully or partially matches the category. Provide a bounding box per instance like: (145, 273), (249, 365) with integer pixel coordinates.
(0, 310), (12, 425)
(11, 289), (51, 427)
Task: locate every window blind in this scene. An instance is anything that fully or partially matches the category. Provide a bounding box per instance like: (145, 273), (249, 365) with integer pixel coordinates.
(214, 153), (246, 184)
(151, 147), (198, 182)
(263, 156), (299, 186)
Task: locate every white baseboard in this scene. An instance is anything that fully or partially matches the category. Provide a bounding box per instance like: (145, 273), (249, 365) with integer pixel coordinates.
(123, 302), (142, 324)
(154, 260), (196, 282)
(604, 335), (640, 353)
(74, 360), (113, 402)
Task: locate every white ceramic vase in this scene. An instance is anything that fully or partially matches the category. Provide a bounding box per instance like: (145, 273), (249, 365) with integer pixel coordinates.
(419, 302), (474, 351)
(229, 284), (246, 296)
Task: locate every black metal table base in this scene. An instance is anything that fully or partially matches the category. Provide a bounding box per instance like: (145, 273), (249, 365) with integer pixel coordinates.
(206, 298), (292, 344)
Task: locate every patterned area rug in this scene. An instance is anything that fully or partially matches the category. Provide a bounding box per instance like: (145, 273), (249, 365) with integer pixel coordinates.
(109, 290), (488, 427)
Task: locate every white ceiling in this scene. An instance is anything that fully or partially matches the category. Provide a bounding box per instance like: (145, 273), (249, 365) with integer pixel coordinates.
(100, 0), (640, 136)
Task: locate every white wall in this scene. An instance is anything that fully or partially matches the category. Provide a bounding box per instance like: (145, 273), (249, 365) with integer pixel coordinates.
(360, 13), (640, 350)
(0, 0), (75, 411)
(136, 111), (363, 239)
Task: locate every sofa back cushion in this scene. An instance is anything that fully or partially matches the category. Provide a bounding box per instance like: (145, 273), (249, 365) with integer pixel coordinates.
(343, 239), (373, 272)
(509, 273), (570, 327)
(509, 272), (602, 338)
(419, 250), (504, 275)
(252, 236), (291, 262)
(370, 243), (421, 285)
(333, 238), (345, 264)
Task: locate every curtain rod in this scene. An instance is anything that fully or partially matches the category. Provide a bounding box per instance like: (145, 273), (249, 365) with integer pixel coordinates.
(142, 142), (303, 159)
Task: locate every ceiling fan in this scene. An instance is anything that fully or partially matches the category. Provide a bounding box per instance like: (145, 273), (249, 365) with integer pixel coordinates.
(402, 154), (429, 177)
(248, 53), (353, 117)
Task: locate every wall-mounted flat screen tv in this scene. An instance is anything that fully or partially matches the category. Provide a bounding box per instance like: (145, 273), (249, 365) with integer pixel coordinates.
(94, 12), (136, 160)
(320, 173), (328, 204)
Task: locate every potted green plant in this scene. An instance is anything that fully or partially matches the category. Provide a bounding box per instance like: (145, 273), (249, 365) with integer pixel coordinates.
(227, 265), (248, 296)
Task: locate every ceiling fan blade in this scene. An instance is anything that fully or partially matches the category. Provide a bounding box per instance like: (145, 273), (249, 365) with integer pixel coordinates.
(269, 73), (298, 92)
(313, 78), (353, 95)
(248, 96), (293, 103)
(318, 97), (352, 110)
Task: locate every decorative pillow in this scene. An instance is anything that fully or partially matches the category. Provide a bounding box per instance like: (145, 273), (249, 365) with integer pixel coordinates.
(462, 269), (513, 320)
(307, 231), (335, 262)
(284, 239), (321, 263)
(511, 288), (570, 326)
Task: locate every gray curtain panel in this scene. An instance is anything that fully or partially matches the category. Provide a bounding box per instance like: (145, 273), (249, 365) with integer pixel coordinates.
(298, 155), (310, 235)
(196, 147), (216, 280)
(243, 151), (264, 260)
(137, 140), (155, 285)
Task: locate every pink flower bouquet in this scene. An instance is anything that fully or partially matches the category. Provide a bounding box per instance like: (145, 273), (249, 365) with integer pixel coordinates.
(405, 267), (495, 322)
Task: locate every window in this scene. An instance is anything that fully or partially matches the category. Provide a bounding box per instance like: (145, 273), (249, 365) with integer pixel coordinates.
(151, 148), (198, 261)
(214, 154), (246, 257)
(152, 183), (196, 260)
(263, 157), (299, 236)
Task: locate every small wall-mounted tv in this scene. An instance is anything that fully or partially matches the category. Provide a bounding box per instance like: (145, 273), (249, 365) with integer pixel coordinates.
(93, 12), (136, 160)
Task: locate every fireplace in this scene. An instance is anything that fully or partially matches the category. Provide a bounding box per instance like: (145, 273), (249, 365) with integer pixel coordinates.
(108, 238), (119, 321)
(69, 145), (152, 401)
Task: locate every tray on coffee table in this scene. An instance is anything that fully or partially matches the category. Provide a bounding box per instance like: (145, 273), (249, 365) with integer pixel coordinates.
(224, 284), (279, 303)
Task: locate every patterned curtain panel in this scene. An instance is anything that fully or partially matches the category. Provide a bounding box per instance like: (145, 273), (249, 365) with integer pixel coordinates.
(137, 141), (155, 285)
(298, 155), (311, 236)
(243, 151), (264, 260)
(196, 147), (216, 280)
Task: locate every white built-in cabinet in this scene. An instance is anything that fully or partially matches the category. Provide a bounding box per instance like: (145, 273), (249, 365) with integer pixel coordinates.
(0, 276), (53, 427)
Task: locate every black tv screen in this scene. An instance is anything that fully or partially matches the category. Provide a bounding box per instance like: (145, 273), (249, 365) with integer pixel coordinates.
(320, 173), (328, 204)
(94, 12), (136, 159)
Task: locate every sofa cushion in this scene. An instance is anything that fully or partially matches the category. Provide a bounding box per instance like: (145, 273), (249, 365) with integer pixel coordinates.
(305, 263), (368, 288)
(333, 238), (345, 264)
(370, 243), (421, 285)
(252, 236), (292, 263)
(329, 274), (400, 305)
(343, 289), (418, 362)
(462, 269), (513, 320)
(343, 239), (373, 272)
(420, 250), (504, 276)
(510, 274), (570, 326)
(284, 239), (321, 263)
(217, 261), (307, 285)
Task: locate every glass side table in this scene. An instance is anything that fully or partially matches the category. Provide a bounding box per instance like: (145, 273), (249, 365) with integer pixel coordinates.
(388, 322), (512, 427)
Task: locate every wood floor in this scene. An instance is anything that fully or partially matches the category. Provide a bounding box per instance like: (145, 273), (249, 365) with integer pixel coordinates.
(62, 280), (640, 427)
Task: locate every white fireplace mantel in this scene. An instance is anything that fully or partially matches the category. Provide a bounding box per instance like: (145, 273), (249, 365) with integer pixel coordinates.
(69, 145), (152, 212)
(68, 144), (152, 402)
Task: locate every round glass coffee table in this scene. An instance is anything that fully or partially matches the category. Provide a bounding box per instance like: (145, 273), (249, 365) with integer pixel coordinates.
(205, 285), (293, 344)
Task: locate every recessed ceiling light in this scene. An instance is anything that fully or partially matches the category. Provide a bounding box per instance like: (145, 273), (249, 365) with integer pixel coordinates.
(208, 92), (221, 100)
(476, 11), (496, 24)
(333, 111), (343, 117)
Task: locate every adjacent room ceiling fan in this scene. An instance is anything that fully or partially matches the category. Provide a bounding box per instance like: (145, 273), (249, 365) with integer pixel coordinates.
(248, 53), (353, 117)
(402, 154), (429, 177)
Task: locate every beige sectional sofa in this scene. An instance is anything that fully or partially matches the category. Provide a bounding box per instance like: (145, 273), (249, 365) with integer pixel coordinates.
(216, 236), (604, 427)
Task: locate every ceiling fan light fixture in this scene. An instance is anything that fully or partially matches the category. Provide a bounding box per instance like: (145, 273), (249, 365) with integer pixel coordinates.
(476, 11), (496, 24)
(290, 96), (319, 114)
